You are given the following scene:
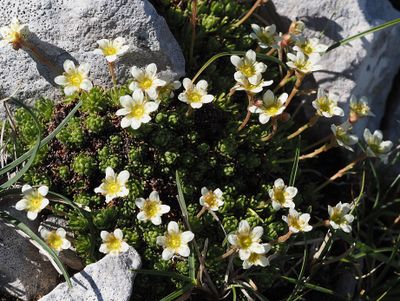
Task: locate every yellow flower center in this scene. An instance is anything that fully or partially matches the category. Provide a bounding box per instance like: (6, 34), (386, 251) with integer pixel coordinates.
(350, 103), (369, 116)
(239, 64), (255, 77)
(27, 193), (44, 212)
(46, 232), (63, 251)
(317, 97), (334, 113)
(330, 208), (343, 224)
(302, 43), (314, 56)
(248, 252), (260, 263)
(264, 103), (281, 115)
(237, 233), (253, 249)
(104, 179), (121, 195)
(129, 104), (145, 119)
(143, 200), (160, 218)
(140, 77), (153, 90)
(204, 192), (218, 208)
(273, 188), (286, 204)
(288, 215), (302, 230)
(67, 72), (83, 87)
(103, 45), (118, 56)
(187, 90), (202, 103)
(106, 234), (122, 252)
(165, 232), (182, 249)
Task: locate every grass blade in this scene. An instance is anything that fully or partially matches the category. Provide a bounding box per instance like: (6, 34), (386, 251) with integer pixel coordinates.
(160, 283), (194, 301)
(133, 269), (193, 283)
(289, 138), (301, 186)
(175, 170), (190, 228)
(0, 211), (71, 286)
(327, 18), (400, 52)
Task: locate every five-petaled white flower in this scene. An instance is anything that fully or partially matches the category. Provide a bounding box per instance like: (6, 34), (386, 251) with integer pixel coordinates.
(331, 122), (358, 152)
(250, 24), (281, 49)
(93, 37), (129, 62)
(158, 79), (182, 101)
(94, 167), (129, 203)
(363, 129), (393, 164)
(282, 209), (312, 233)
(40, 228), (71, 253)
(242, 243), (271, 269)
(178, 78), (214, 109)
(0, 17), (27, 46)
(54, 60), (93, 96)
(99, 229), (130, 255)
(312, 89), (344, 118)
(328, 202), (354, 233)
(156, 221), (194, 260)
(293, 37), (328, 57)
(129, 63), (166, 99)
(286, 52), (322, 73)
(227, 220), (265, 260)
(349, 95), (374, 122)
(230, 50), (267, 82)
(248, 90), (287, 124)
(15, 184), (49, 220)
(199, 187), (224, 211)
(135, 191), (170, 225)
(268, 178), (297, 210)
(233, 73), (273, 94)
(116, 90), (159, 130)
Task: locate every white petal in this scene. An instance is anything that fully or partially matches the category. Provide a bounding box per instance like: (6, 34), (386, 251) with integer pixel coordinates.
(99, 243), (108, 254)
(121, 117), (133, 128)
(251, 226), (263, 240)
(63, 60), (75, 73)
(137, 211), (147, 221)
(230, 55), (241, 67)
(56, 228), (66, 237)
(117, 170), (130, 183)
(156, 236), (165, 246)
(22, 184), (33, 194)
(181, 231), (194, 243)
(144, 101), (159, 113)
(146, 63), (157, 76)
(64, 86), (78, 96)
(178, 245), (190, 257)
(190, 102), (203, 109)
(167, 221), (179, 233)
(38, 185), (49, 196)
(201, 95), (214, 104)
(15, 199), (28, 210)
(160, 205), (170, 214)
(114, 229), (123, 240)
(130, 119), (142, 130)
(239, 249), (251, 260)
(238, 220), (250, 233)
(162, 248), (174, 260)
(105, 167), (115, 179)
(100, 231), (110, 241)
(78, 63), (91, 74)
(27, 211), (38, 220)
(151, 216), (162, 225)
(259, 114), (270, 124)
(196, 80), (208, 91)
(54, 75), (68, 86)
(227, 234), (237, 246)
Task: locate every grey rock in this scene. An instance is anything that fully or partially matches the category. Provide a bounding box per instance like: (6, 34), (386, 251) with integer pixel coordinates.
(0, 197), (59, 301)
(39, 216), (84, 271)
(270, 0), (400, 136)
(39, 247), (141, 301)
(0, 0), (185, 107)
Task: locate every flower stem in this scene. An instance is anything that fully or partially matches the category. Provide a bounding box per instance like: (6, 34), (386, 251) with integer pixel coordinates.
(189, 0), (197, 66)
(196, 207), (207, 219)
(284, 71), (305, 108)
(273, 70), (294, 93)
(302, 134), (331, 152)
(315, 153), (367, 192)
(20, 40), (60, 73)
(107, 62), (117, 87)
(267, 48), (276, 56)
(299, 139), (333, 160)
(231, 0), (268, 28)
(238, 94), (253, 131)
(287, 115), (320, 140)
(261, 117), (278, 141)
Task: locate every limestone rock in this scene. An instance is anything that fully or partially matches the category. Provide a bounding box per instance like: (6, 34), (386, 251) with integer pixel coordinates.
(39, 247), (141, 301)
(0, 198), (59, 301)
(0, 0), (185, 107)
(270, 0), (400, 136)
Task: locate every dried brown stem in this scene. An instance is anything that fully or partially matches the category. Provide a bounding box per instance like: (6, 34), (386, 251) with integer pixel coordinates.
(108, 62), (117, 87)
(287, 114), (320, 140)
(238, 94), (254, 131)
(273, 70), (294, 93)
(232, 0), (268, 28)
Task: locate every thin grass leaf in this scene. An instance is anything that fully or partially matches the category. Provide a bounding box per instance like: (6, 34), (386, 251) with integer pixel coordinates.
(175, 170), (189, 227)
(0, 211), (71, 286)
(133, 269), (193, 283)
(192, 51), (285, 82)
(327, 18), (400, 52)
(289, 138), (301, 187)
(235, 281), (270, 301)
(0, 100), (82, 176)
(0, 99), (41, 189)
(160, 283), (194, 301)
(281, 276), (341, 297)
(188, 253), (196, 282)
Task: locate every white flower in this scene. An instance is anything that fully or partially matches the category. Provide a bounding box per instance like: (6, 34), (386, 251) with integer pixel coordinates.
(282, 209), (312, 233)
(331, 122), (358, 152)
(233, 73), (273, 94)
(268, 178), (297, 210)
(116, 90), (159, 130)
(312, 89), (344, 118)
(158, 79), (182, 101)
(156, 221), (194, 260)
(93, 37), (129, 62)
(15, 185), (49, 220)
(135, 191), (170, 225)
(178, 78), (214, 109)
(349, 95), (374, 121)
(54, 60), (93, 96)
(227, 220), (265, 260)
(230, 50), (267, 82)
(328, 202), (354, 233)
(248, 90), (287, 124)
(286, 51), (322, 73)
(0, 17), (27, 46)
(40, 228), (71, 253)
(250, 24), (281, 49)
(199, 187), (224, 211)
(129, 63), (166, 99)
(94, 167), (129, 203)
(363, 129), (393, 163)
(293, 37), (328, 56)
(99, 229), (129, 255)
(242, 243), (271, 269)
